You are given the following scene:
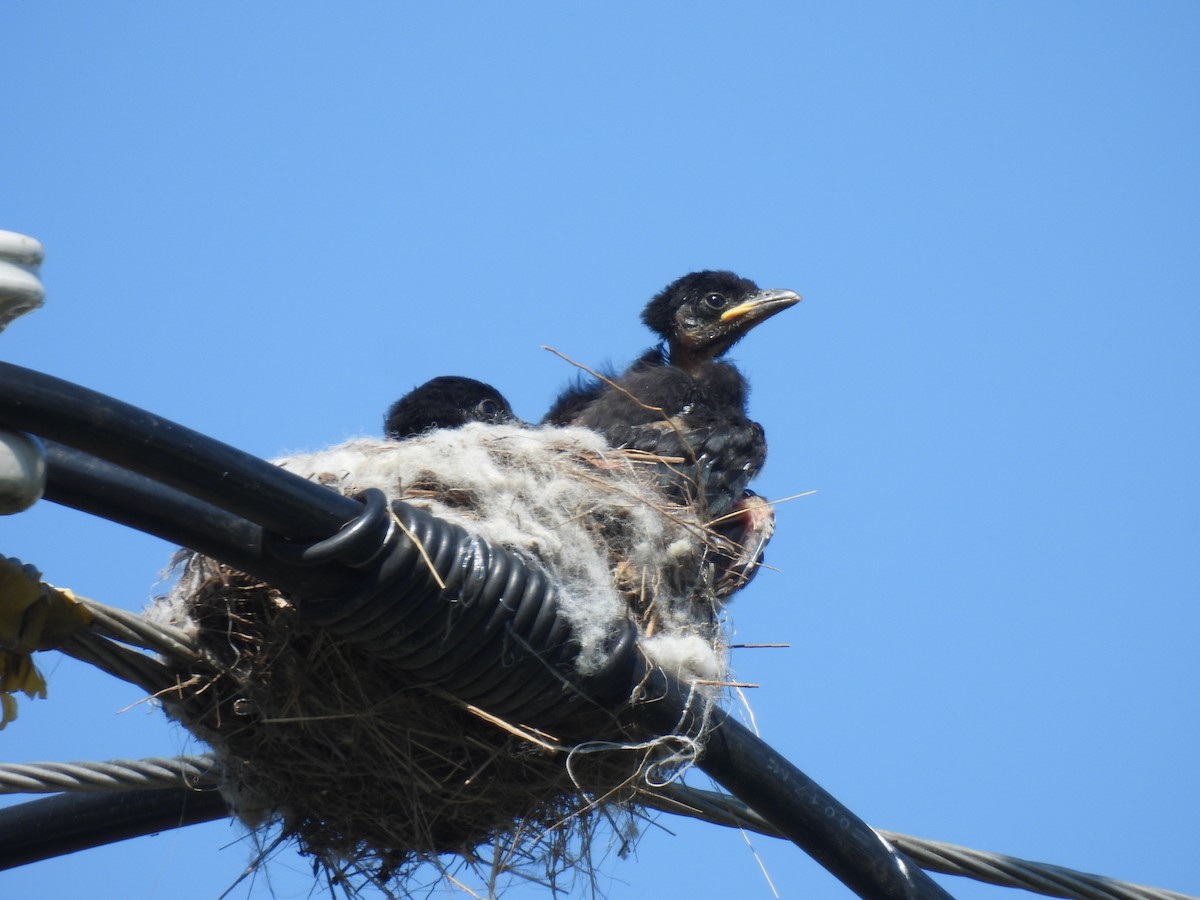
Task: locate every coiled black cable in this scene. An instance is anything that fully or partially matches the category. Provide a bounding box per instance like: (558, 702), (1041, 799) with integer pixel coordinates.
(298, 497), (640, 724)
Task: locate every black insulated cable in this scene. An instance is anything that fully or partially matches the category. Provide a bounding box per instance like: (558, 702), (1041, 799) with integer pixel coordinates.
(0, 788), (229, 871)
(42, 440), (357, 598)
(263, 487), (394, 569)
(634, 664), (955, 900)
(0, 361), (359, 539)
(293, 498), (640, 726)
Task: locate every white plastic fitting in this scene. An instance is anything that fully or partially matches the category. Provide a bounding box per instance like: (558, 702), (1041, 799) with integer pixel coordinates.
(0, 429), (46, 514)
(0, 230), (45, 331)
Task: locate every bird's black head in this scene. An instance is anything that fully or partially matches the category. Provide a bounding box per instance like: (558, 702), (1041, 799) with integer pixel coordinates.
(384, 375), (515, 440)
(641, 270), (801, 368)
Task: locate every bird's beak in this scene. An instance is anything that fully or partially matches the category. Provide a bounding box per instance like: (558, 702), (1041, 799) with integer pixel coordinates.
(720, 288), (802, 325)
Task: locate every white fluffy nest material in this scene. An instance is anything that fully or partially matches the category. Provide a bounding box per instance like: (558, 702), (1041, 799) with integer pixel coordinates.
(150, 424), (734, 890)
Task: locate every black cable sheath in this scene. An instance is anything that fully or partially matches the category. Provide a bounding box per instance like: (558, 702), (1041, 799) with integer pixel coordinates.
(0, 788), (228, 870)
(0, 365), (630, 721)
(41, 440), (354, 598)
(44, 441), (262, 569)
(0, 361), (357, 539)
(634, 666), (954, 899)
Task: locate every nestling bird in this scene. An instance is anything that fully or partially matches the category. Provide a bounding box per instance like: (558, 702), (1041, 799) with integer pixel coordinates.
(571, 359), (776, 595)
(544, 271), (798, 513)
(569, 360), (764, 513)
(545, 270), (800, 596)
(543, 270), (800, 425)
(384, 376), (516, 440)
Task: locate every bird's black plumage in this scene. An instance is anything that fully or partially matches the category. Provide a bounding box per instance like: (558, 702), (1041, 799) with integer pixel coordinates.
(573, 359), (776, 596)
(546, 270), (799, 597)
(572, 361), (764, 513)
(543, 270), (800, 426)
(544, 271), (798, 510)
(384, 376), (515, 440)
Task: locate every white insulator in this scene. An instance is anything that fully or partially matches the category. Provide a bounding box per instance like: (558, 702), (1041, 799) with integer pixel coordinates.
(0, 430), (46, 514)
(0, 230), (45, 332)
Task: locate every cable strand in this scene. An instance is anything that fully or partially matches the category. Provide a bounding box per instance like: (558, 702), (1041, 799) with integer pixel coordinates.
(642, 783), (1196, 900)
(0, 755), (219, 794)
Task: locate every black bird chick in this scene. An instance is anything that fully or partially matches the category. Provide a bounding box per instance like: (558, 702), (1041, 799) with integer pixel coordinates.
(639, 269), (801, 371)
(571, 361), (763, 511)
(544, 270), (798, 515)
(572, 359), (775, 596)
(546, 270), (799, 597)
(384, 375), (515, 441)
(543, 270), (801, 425)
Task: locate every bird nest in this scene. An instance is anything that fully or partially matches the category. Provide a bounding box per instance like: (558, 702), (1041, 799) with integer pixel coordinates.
(149, 425), (733, 895)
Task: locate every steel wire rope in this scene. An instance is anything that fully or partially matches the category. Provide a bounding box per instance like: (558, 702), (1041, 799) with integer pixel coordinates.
(644, 783), (1197, 900)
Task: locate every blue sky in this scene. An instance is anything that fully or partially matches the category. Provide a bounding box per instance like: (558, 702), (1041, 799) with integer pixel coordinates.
(3, 4), (1198, 898)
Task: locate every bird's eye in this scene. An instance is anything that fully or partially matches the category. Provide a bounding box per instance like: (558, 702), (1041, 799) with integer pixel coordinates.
(477, 399), (500, 418)
(703, 293), (726, 310)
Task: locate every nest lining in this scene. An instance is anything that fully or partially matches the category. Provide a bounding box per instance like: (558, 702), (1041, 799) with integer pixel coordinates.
(150, 424), (732, 893)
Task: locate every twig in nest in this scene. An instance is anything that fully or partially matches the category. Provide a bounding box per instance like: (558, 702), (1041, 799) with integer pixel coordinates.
(463, 705), (563, 754)
(542, 345), (705, 491)
(703, 489), (817, 529)
(542, 346), (667, 417)
(388, 507), (447, 590)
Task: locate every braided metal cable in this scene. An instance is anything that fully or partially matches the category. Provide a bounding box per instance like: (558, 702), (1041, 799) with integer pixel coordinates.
(4, 749), (1191, 900)
(644, 783), (1196, 900)
(24, 592), (204, 698)
(77, 596), (197, 662)
(878, 830), (1194, 900)
(57, 631), (180, 698)
(0, 755), (219, 795)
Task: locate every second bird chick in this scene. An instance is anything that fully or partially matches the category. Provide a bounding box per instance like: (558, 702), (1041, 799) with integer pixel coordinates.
(384, 375), (516, 441)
